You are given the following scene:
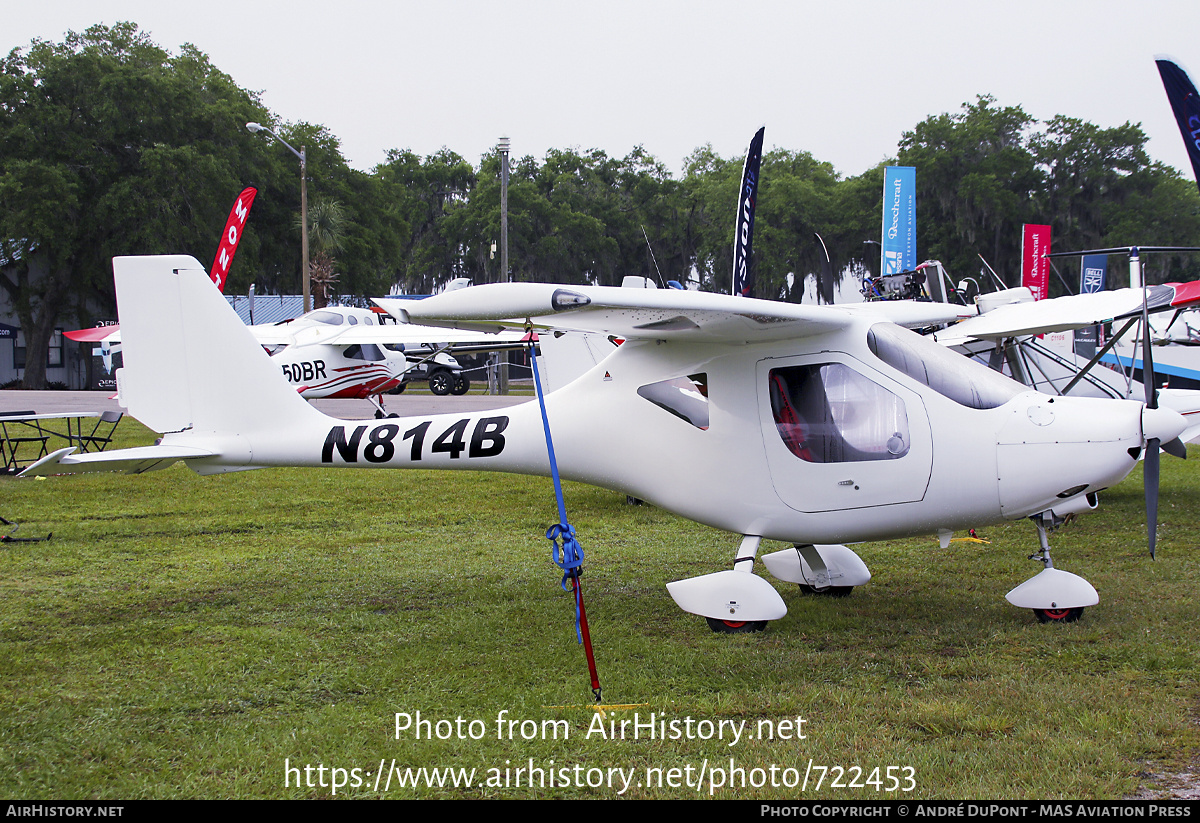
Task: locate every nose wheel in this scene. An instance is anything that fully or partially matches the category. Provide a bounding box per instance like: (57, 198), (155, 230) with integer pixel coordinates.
(705, 617), (768, 634)
(666, 536), (787, 634)
(1005, 512), (1098, 623)
(1033, 606), (1084, 624)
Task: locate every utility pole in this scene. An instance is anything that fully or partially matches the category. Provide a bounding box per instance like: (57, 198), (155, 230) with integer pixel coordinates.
(300, 146), (309, 313)
(497, 136), (511, 394)
(499, 136), (510, 283)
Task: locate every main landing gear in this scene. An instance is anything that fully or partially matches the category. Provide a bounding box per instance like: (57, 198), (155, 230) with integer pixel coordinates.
(666, 537), (872, 634)
(370, 395), (400, 419)
(1004, 508), (1098, 624)
(669, 505), (1100, 634)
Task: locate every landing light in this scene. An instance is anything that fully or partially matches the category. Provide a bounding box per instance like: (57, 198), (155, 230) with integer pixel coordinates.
(551, 289), (591, 311)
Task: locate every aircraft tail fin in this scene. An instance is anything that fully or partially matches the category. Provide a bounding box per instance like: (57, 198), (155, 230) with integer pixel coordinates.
(113, 255), (322, 436)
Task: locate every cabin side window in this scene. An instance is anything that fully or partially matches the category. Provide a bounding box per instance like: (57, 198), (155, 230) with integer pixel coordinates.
(637, 373), (709, 430)
(344, 343), (386, 362)
(768, 364), (910, 463)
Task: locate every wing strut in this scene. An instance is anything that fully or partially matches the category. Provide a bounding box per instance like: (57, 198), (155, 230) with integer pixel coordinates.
(1060, 317), (1139, 396)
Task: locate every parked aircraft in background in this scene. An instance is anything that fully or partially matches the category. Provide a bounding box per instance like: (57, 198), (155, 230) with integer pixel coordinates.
(248, 305), (527, 416)
(929, 273), (1200, 441)
(71, 303), (526, 417)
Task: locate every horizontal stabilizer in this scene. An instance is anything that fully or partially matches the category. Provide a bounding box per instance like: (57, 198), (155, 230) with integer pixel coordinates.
(18, 445), (217, 477)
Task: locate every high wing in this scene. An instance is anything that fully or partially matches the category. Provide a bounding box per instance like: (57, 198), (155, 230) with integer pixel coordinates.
(249, 317), (524, 349)
(64, 327), (121, 344)
(73, 311), (527, 349)
(934, 282), (1200, 346)
(378, 282), (972, 343)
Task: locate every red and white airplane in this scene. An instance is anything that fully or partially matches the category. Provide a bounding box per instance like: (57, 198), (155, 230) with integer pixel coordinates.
(250, 304), (525, 415)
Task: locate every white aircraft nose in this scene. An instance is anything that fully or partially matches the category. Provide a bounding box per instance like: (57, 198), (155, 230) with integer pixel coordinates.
(996, 394), (1151, 519)
(1142, 405), (1187, 445)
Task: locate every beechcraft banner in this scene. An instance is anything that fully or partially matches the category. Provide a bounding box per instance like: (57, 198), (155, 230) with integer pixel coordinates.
(1021, 224), (1052, 301)
(210, 186), (258, 292)
(881, 166), (915, 275)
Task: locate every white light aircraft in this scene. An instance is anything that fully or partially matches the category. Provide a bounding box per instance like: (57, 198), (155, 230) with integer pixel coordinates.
(23, 256), (1189, 632)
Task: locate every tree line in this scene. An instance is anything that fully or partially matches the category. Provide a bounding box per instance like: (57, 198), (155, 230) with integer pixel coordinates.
(3, 24), (1200, 387)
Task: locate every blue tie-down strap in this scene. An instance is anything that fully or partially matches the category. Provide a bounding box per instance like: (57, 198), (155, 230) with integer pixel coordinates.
(547, 522), (584, 587)
(546, 522), (585, 641)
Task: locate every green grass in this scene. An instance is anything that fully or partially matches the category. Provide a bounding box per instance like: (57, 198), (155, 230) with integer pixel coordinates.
(2, 420), (1198, 799)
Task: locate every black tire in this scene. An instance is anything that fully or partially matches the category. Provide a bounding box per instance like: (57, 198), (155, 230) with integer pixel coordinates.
(374, 409), (386, 419)
(797, 584), (854, 597)
(1033, 607), (1084, 624)
(429, 371), (452, 396)
(705, 617), (767, 634)
(388, 382), (406, 395)
(450, 374), (470, 395)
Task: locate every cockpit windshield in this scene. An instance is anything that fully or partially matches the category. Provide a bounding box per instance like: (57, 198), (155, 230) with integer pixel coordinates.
(307, 311), (343, 326)
(867, 323), (1025, 410)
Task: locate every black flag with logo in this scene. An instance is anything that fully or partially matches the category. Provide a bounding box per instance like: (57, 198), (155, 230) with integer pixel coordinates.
(733, 127), (764, 297)
(1157, 56), (1200, 194)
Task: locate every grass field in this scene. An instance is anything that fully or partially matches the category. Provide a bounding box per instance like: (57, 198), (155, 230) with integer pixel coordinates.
(2, 418), (1198, 799)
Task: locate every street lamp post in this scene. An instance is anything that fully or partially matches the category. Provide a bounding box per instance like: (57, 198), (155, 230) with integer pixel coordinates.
(247, 122), (310, 313)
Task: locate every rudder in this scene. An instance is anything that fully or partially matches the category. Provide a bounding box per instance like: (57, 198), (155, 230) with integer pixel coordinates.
(114, 255), (321, 435)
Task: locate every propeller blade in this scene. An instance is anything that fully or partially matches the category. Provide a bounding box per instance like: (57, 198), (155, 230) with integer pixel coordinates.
(1141, 277), (1164, 559)
(1145, 437), (1160, 559)
(1143, 285), (1158, 409)
(1163, 437), (1188, 460)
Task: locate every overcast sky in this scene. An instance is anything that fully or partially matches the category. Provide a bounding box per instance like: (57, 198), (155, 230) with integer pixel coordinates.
(7, 0), (1200, 181)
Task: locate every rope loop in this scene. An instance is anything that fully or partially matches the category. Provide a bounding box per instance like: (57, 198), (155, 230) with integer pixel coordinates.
(546, 522), (584, 589)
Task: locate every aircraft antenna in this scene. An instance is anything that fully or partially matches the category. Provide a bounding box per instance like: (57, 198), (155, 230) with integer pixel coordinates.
(641, 226), (667, 289)
(977, 255), (1008, 292)
(814, 232), (834, 304)
(1045, 257), (1075, 297)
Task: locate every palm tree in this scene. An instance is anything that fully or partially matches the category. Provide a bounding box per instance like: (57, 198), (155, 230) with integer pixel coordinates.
(302, 199), (346, 308)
